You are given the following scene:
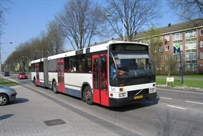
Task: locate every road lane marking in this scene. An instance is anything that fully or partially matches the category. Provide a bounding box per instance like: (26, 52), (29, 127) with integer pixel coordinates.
(160, 97), (172, 100)
(185, 101), (203, 105)
(167, 105), (186, 110)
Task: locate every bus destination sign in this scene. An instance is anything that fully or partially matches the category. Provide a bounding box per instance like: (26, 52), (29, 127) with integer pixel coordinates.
(110, 44), (148, 51)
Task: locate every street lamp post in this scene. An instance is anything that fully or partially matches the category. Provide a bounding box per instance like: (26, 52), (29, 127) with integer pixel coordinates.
(35, 50), (43, 59)
(0, 41), (12, 78)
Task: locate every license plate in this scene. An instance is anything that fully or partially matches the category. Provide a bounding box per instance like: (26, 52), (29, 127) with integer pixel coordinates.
(134, 95), (143, 99)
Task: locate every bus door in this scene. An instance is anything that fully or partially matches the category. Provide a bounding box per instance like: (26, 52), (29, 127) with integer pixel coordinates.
(92, 54), (109, 106)
(35, 63), (40, 86)
(57, 59), (65, 93)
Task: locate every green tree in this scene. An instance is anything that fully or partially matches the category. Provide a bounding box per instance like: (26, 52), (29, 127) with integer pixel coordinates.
(144, 27), (178, 75)
(143, 27), (162, 74)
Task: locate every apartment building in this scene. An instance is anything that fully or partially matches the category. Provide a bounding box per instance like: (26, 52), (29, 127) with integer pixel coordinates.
(134, 19), (203, 74)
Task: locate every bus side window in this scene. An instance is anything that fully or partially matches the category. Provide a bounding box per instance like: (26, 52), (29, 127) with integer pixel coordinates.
(64, 57), (69, 72)
(86, 57), (92, 73)
(69, 58), (75, 72)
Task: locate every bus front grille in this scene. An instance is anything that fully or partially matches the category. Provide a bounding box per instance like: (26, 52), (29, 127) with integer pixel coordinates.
(128, 89), (149, 97)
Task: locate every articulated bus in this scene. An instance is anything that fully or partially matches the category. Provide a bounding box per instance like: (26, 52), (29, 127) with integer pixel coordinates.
(31, 40), (157, 107)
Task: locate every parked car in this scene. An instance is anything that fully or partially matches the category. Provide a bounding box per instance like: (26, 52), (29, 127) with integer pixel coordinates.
(18, 72), (28, 79)
(0, 85), (17, 106)
(4, 71), (10, 76)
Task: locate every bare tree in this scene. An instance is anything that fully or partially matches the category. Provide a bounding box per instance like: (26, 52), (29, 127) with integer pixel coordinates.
(167, 0), (203, 21)
(105, 0), (161, 41)
(0, 2), (6, 33)
(45, 20), (65, 55)
(0, 0), (13, 33)
(56, 0), (108, 49)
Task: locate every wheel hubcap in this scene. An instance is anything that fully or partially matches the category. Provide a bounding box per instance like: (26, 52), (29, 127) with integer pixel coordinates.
(0, 96), (6, 104)
(85, 91), (90, 101)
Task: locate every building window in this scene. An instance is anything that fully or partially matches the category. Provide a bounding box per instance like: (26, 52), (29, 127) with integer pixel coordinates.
(164, 35), (170, 44)
(185, 40), (197, 50)
(200, 52), (203, 59)
(200, 29), (203, 36)
(185, 63), (197, 71)
(165, 55), (169, 61)
(186, 52), (197, 60)
(165, 66), (168, 71)
(173, 33), (182, 41)
(165, 45), (170, 51)
(159, 46), (164, 52)
(174, 53), (183, 61)
(160, 55), (164, 61)
(185, 30), (196, 39)
(200, 41), (203, 48)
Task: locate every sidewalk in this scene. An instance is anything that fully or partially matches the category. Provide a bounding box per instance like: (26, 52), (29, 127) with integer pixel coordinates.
(0, 85), (124, 136)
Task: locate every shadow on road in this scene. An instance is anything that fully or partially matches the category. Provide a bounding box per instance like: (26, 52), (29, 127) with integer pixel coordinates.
(0, 114), (14, 121)
(9, 98), (29, 105)
(98, 97), (160, 112)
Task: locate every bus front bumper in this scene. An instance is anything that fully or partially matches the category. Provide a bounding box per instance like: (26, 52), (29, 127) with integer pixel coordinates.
(109, 92), (157, 107)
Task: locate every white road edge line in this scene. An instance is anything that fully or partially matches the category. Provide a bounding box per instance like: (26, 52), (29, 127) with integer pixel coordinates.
(167, 105), (186, 110)
(160, 97), (172, 100)
(185, 101), (203, 105)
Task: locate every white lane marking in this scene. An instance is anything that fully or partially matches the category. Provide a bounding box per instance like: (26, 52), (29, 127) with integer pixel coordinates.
(167, 105), (186, 110)
(160, 97), (172, 100)
(185, 101), (203, 105)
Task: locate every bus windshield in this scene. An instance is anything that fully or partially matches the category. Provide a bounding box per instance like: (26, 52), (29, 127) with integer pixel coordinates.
(112, 52), (155, 78)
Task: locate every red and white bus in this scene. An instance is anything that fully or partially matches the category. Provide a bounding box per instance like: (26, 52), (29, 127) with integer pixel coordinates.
(31, 40), (157, 107)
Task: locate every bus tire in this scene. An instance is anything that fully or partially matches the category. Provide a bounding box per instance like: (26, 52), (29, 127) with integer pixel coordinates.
(84, 86), (93, 105)
(52, 81), (58, 94)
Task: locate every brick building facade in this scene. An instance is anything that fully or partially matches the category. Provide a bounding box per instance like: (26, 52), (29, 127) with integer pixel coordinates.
(134, 19), (203, 74)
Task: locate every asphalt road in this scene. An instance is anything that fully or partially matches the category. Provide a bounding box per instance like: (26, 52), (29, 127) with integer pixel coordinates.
(5, 75), (203, 136)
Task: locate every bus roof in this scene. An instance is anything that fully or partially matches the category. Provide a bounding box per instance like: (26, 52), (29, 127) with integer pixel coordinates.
(31, 40), (149, 62)
(30, 58), (45, 64)
(48, 50), (76, 60)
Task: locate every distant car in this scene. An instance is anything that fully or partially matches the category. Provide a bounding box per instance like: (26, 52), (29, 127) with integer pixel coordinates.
(0, 85), (17, 106)
(18, 72), (28, 79)
(4, 71), (10, 76)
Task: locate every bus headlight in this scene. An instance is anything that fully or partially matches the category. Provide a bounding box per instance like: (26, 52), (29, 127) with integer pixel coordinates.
(119, 93), (126, 97)
(149, 88), (156, 93)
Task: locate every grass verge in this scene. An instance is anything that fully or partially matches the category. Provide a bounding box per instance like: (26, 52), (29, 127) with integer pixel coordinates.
(0, 78), (20, 86)
(156, 77), (203, 89)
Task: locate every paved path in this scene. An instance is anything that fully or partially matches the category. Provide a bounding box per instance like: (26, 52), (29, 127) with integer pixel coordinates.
(0, 85), (123, 136)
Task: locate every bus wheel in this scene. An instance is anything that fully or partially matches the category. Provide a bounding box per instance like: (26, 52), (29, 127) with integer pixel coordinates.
(84, 86), (93, 105)
(52, 81), (58, 94)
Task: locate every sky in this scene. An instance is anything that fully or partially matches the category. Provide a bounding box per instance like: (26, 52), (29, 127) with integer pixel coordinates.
(1, 0), (179, 63)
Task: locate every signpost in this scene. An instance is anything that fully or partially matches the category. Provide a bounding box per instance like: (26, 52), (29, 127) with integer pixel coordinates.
(173, 43), (184, 84)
